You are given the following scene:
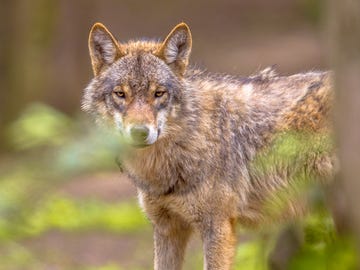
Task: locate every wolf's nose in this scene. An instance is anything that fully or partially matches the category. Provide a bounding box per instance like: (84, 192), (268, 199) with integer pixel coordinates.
(130, 126), (149, 144)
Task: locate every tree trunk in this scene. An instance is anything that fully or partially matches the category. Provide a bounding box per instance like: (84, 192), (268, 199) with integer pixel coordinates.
(328, 0), (360, 250)
(0, 1), (17, 152)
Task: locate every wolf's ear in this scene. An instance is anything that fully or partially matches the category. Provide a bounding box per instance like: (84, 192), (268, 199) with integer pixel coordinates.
(88, 23), (124, 76)
(157, 23), (192, 76)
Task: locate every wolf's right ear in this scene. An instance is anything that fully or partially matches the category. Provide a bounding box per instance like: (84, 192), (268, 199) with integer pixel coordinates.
(88, 23), (124, 76)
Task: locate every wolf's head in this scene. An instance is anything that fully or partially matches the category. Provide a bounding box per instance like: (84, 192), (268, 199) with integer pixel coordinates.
(82, 23), (192, 147)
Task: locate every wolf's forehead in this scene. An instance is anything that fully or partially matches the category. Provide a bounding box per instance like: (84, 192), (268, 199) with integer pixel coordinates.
(110, 53), (171, 85)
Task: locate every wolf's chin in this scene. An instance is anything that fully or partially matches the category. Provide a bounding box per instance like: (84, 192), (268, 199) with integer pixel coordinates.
(131, 143), (152, 149)
(126, 136), (158, 148)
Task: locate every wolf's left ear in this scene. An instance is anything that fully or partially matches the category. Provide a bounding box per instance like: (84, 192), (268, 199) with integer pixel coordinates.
(88, 23), (124, 76)
(157, 23), (192, 76)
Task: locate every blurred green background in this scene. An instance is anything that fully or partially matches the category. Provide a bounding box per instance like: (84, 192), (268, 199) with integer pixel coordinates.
(0, 0), (357, 269)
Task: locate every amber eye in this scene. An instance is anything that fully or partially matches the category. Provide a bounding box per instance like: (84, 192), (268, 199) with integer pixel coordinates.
(154, 91), (166, 98)
(114, 90), (126, 98)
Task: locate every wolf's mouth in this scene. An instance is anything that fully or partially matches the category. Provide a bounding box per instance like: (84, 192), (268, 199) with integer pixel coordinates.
(130, 142), (151, 148)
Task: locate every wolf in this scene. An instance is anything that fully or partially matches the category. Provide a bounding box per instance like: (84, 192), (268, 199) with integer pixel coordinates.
(82, 22), (335, 270)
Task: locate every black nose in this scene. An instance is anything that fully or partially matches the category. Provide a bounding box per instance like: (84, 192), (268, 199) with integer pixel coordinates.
(130, 126), (149, 144)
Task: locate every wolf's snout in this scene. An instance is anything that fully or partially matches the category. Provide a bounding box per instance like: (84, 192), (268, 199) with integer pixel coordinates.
(130, 125), (149, 144)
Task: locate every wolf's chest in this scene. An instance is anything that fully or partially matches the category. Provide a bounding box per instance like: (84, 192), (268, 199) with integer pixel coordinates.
(123, 144), (215, 196)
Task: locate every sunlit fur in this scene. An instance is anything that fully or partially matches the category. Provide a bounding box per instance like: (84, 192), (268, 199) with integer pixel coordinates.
(82, 23), (335, 270)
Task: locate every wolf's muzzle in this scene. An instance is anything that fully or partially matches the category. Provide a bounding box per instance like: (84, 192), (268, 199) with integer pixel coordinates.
(130, 125), (150, 145)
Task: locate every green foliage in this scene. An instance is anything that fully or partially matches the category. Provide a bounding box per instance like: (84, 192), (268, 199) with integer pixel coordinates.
(7, 103), (72, 150)
(304, 210), (335, 245)
(6, 102), (127, 174)
(0, 243), (41, 270)
(0, 170), (34, 216)
(26, 196), (148, 236)
(252, 131), (333, 174)
(0, 196), (148, 241)
(250, 131), (333, 217)
(290, 235), (358, 270)
(290, 211), (358, 270)
(54, 126), (126, 174)
(1, 102), (133, 240)
(234, 240), (268, 270)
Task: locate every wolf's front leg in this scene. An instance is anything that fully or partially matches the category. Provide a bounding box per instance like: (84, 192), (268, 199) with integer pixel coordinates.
(153, 214), (192, 270)
(202, 218), (237, 270)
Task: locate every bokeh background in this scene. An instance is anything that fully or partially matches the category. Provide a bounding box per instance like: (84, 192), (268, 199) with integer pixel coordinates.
(0, 0), (359, 269)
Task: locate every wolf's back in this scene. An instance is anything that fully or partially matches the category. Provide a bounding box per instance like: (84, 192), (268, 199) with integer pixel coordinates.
(280, 71), (333, 133)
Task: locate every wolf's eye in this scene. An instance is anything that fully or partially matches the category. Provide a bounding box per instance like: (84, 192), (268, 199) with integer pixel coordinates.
(114, 91), (125, 98)
(154, 91), (166, 98)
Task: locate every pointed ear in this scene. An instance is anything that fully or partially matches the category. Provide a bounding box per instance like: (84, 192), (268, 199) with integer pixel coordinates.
(157, 23), (192, 76)
(88, 23), (124, 76)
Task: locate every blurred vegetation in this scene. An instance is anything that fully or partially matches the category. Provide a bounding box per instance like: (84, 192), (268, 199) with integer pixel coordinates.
(0, 196), (148, 240)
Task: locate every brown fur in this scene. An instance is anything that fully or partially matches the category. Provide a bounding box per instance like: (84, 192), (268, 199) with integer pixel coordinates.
(82, 23), (335, 270)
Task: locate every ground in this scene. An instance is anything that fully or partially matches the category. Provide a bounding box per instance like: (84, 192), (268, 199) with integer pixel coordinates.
(23, 173), (154, 270)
